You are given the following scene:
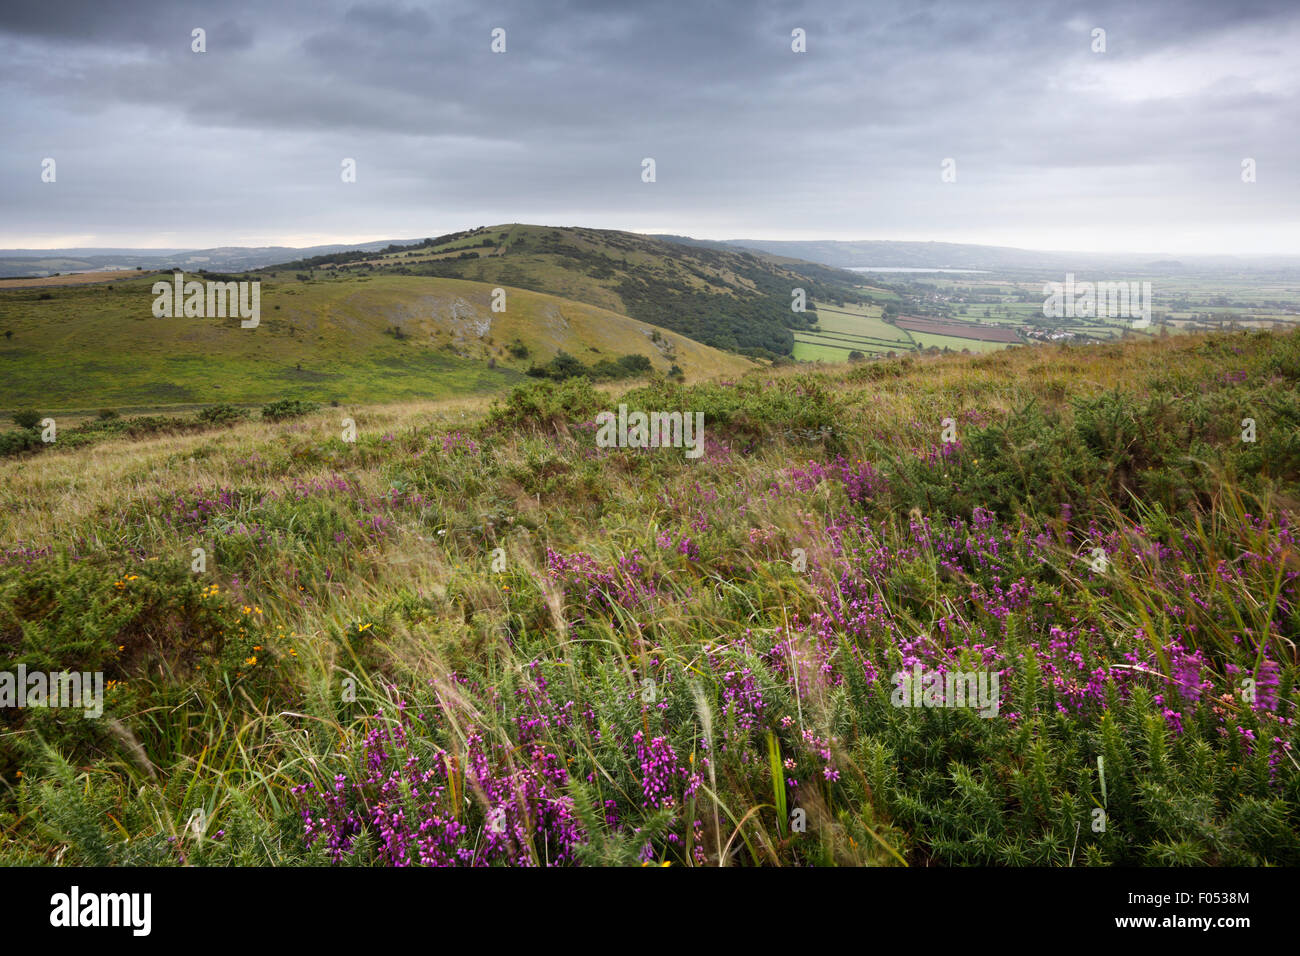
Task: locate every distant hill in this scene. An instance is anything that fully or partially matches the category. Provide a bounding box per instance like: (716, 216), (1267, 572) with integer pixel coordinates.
(299, 224), (866, 357)
(0, 240), (417, 279)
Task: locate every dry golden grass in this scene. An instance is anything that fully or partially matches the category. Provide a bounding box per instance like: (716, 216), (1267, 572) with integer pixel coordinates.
(0, 394), (494, 546)
(0, 270), (138, 288)
(0, 330), (1273, 551)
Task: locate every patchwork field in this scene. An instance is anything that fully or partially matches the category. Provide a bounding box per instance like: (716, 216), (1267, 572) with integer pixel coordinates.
(795, 300), (1021, 360)
(894, 315), (1021, 342)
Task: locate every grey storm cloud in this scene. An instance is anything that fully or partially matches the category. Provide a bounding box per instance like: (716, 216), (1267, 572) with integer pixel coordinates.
(0, 0), (1296, 252)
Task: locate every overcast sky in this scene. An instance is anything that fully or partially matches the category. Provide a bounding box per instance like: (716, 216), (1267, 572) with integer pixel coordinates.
(1, 0), (1296, 254)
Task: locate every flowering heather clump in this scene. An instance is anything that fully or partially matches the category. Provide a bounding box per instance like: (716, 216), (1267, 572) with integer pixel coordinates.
(632, 731), (689, 808)
(288, 475), (353, 499)
(438, 431), (479, 455)
(294, 709), (585, 866)
(718, 664), (767, 734)
(160, 487), (248, 530)
(0, 543), (54, 567)
(355, 514), (395, 541)
(545, 547), (662, 617)
(787, 455), (887, 505)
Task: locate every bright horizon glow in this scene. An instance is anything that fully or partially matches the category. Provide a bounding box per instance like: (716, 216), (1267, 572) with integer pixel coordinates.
(4, 224), (1299, 259)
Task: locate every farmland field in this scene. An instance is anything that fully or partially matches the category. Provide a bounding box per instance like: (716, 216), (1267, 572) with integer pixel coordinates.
(794, 301), (912, 360)
(894, 316), (1021, 342)
(904, 330), (1010, 352)
(795, 299), (1024, 360)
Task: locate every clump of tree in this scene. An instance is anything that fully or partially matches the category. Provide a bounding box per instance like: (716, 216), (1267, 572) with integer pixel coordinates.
(589, 353), (652, 380)
(525, 351), (655, 382)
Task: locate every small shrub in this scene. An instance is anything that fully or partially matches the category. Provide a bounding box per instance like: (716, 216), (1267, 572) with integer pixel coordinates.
(0, 429), (40, 456)
(483, 377), (604, 434)
(616, 354), (652, 375)
(261, 399), (321, 422)
(196, 403), (249, 427)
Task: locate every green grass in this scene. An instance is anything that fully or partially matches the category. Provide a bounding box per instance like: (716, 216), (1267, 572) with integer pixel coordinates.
(793, 340), (860, 361)
(813, 303), (910, 342)
(793, 301), (914, 361)
(906, 330), (1010, 353)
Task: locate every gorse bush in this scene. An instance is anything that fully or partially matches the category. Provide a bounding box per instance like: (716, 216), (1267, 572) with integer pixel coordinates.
(0, 401), (263, 458)
(0, 554), (302, 781)
(0, 428), (40, 456)
(483, 376), (605, 434)
(196, 403), (250, 426)
(621, 374), (843, 451)
(261, 398), (321, 422)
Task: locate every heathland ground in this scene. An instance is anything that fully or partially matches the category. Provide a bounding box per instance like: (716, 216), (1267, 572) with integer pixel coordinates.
(0, 328), (1296, 865)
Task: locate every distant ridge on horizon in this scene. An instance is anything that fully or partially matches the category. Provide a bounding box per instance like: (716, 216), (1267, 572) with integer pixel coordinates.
(5, 227), (1300, 279)
(659, 236), (1300, 273)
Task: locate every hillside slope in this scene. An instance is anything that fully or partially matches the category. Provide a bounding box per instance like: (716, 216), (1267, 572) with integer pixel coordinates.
(0, 272), (752, 412)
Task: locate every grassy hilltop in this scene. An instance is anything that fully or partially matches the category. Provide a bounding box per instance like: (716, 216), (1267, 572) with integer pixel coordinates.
(278, 223), (862, 356)
(0, 329), (1297, 865)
